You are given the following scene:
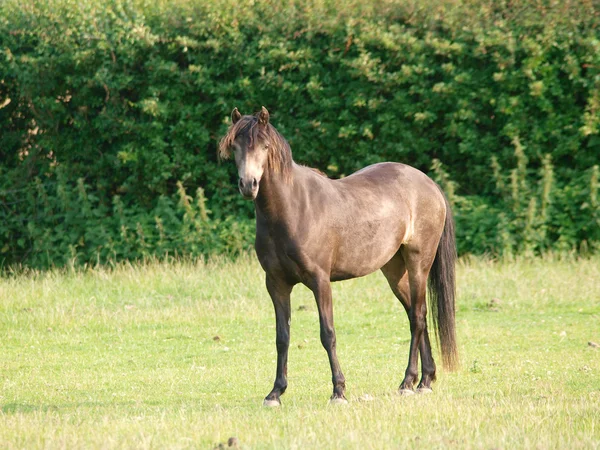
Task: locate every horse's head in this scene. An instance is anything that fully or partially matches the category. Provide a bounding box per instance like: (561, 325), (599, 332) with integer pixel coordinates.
(219, 106), (273, 200)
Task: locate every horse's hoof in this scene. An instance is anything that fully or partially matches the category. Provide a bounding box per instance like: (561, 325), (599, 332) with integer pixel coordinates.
(329, 396), (349, 405)
(263, 398), (281, 407)
(416, 387), (433, 395)
(398, 388), (415, 396)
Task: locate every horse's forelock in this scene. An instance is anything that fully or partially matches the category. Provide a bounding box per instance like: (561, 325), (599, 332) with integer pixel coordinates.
(219, 116), (254, 159)
(219, 115), (292, 181)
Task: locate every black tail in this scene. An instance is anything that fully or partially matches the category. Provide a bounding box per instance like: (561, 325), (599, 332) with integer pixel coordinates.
(428, 193), (459, 371)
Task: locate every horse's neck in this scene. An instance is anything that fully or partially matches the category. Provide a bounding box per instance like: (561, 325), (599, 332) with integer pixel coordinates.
(255, 164), (301, 225)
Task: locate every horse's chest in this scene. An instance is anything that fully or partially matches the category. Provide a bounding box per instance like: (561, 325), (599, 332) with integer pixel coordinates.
(254, 227), (306, 282)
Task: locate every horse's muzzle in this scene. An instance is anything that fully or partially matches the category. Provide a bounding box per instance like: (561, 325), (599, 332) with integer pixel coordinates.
(239, 177), (259, 200)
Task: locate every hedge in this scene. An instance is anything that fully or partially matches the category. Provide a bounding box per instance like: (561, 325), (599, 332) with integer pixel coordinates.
(1, 0), (599, 268)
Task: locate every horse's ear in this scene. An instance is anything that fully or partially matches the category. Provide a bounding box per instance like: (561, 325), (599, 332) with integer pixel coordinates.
(231, 107), (242, 124)
(258, 106), (270, 126)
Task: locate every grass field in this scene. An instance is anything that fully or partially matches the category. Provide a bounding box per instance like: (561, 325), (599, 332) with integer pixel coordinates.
(1, 255), (599, 449)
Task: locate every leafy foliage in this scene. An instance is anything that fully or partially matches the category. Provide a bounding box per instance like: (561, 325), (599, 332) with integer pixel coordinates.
(1, 0), (599, 267)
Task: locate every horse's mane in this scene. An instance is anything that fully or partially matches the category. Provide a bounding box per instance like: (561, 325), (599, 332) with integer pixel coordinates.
(219, 114), (293, 182)
(308, 167), (327, 177)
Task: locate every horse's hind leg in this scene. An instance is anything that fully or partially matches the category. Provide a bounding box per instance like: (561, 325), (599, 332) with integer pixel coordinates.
(381, 252), (436, 394)
(403, 246), (438, 393)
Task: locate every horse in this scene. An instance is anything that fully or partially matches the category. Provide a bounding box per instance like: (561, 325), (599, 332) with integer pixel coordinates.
(219, 107), (459, 406)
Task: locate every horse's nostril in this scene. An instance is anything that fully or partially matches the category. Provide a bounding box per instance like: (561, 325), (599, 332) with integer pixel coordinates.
(238, 178), (244, 188)
(252, 178), (258, 188)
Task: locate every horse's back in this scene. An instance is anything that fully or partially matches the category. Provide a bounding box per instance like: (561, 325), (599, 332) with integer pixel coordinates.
(340, 162), (439, 192)
(333, 162), (445, 219)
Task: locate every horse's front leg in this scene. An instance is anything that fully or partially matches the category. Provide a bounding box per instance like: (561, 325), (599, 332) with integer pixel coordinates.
(263, 276), (293, 407)
(312, 276), (347, 404)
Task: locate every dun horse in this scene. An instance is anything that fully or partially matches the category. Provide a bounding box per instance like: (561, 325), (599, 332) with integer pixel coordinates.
(219, 107), (458, 406)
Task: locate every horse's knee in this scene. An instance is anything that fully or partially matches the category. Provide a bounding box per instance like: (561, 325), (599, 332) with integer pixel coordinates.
(320, 326), (336, 348)
(276, 335), (289, 353)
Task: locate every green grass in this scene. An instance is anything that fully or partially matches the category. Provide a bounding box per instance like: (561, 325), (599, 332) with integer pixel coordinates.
(1, 255), (599, 449)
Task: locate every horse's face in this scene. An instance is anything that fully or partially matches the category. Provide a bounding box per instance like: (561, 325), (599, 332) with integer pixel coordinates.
(230, 107), (271, 200)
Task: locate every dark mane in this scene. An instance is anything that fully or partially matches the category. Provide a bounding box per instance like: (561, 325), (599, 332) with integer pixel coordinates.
(219, 114), (293, 182)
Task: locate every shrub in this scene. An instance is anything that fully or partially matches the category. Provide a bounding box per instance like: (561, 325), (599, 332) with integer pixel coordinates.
(1, 0), (598, 267)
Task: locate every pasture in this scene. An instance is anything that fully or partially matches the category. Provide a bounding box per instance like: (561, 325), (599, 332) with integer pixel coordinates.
(1, 256), (599, 449)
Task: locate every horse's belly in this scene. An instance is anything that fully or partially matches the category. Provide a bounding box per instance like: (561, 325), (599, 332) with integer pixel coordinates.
(330, 219), (405, 281)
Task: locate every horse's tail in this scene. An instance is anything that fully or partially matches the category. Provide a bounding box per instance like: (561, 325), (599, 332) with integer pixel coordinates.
(428, 191), (459, 371)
